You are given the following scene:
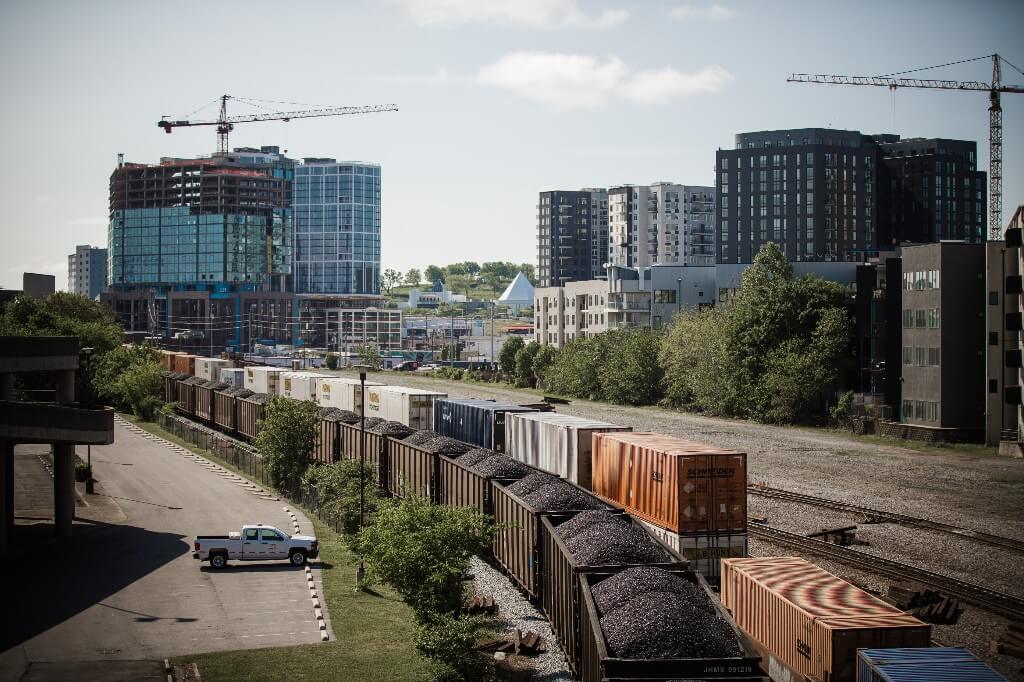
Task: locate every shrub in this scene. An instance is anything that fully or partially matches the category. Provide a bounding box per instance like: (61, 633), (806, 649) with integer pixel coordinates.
(325, 353), (339, 370)
(830, 390), (855, 429)
(254, 396), (320, 493)
(357, 495), (494, 622)
(416, 613), (495, 682)
(302, 460), (381, 536)
(498, 336), (524, 376)
(74, 462), (92, 482)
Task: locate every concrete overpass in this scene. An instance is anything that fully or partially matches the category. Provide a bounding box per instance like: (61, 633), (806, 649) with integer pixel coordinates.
(0, 336), (114, 555)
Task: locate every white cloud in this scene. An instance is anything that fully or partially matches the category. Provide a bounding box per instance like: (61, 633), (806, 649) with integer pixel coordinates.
(396, 0), (629, 29)
(477, 52), (733, 110)
(669, 4), (736, 21)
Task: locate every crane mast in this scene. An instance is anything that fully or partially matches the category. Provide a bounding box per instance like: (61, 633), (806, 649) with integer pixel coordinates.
(157, 95), (399, 154)
(789, 54), (1023, 241)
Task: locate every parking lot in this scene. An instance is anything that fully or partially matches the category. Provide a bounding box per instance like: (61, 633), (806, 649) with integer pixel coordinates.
(1, 419), (331, 679)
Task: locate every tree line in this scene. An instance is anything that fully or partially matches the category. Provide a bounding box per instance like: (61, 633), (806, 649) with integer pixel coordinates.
(381, 261), (536, 297)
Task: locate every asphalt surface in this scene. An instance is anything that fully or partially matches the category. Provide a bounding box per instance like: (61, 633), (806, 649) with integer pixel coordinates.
(0, 418), (330, 680)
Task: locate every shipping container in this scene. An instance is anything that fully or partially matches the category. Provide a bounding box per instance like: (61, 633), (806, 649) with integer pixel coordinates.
(281, 371), (330, 401)
(387, 438), (437, 501)
(219, 368), (245, 389)
(439, 454), (538, 515)
(857, 647), (1007, 682)
(636, 519), (747, 583)
(236, 394), (270, 441)
(194, 357), (230, 382)
(160, 350), (179, 370)
(490, 479), (611, 600)
(578, 568), (764, 682)
(592, 432), (747, 536)
(338, 421), (388, 484)
(505, 412), (631, 489)
(434, 399), (535, 452)
(542, 513), (688, 673)
(317, 376), (385, 413)
(367, 385), (447, 429)
(244, 366), (287, 394)
(174, 354), (197, 376)
(213, 390), (241, 432)
(720, 557), (930, 682)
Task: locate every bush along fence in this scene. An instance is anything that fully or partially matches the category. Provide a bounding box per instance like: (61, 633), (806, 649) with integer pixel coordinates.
(155, 411), (351, 535)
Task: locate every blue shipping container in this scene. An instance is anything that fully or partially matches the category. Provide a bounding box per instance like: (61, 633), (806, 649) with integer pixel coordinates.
(857, 647), (1007, 682)
(433, 399), (535, 452)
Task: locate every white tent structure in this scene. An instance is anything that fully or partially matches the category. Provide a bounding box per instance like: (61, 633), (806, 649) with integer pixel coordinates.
(497, 272), (534, 310)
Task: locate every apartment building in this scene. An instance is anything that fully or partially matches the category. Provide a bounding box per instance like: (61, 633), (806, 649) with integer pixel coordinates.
(608, 184), (715, 269)
(537, 189), (608, 287)
(67, 245), (108, 300)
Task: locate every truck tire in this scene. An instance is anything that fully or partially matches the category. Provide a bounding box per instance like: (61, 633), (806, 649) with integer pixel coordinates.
(209, 552), (228, 569)
(289, 549), (307, 566)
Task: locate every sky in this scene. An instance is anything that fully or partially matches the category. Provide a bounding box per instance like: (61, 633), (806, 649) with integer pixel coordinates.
(0, 0), (1022, 290)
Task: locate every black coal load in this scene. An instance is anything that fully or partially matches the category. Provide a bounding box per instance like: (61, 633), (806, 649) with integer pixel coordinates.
(521, 479), (602, 512)
(359, 417), (385, 430)
(245, 392), (271, 404)
(555, 510), (627, 539)
(592, 566), (714, 616)
(561, 521), (669, 566)
(333, 410), (360, 424)
(506, 472), (557, 497)
(470, 454), (533, 478)
(599, 590), (742, 660)
(368, 420), (414, 438)
(421, 436), (471, 455)
(454, 448), (496, 467)
(403, 429), (437, 446)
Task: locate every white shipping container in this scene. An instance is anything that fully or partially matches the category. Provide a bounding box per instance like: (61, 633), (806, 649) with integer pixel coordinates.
(219, 368), (245, 389)
(504, 412), (631, 488)
(244, 366), (287, 394)
(317, 376), (385, 413)
(366, 385), (447, 429)
(195, 358), (231, 381)
(636, 518), (748, 581)
(281, 372), (330, 401)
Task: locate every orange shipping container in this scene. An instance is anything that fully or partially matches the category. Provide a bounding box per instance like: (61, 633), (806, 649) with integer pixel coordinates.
(720, 557), (930, 682)
(591, 432), (746, 535)
(174, 354), (197, 376)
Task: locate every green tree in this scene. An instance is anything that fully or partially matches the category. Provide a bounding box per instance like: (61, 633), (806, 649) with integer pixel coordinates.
(460, 262), (481, 279)
(445, 263), (467, 278)
(356, 343), (383, 370)
(302, 460), (382, 536)
(404, 269), (422, 287)
(659, 306), (735, 414)
(514, 340), (540, 387)
(531, 344), (558, 388)
(518, 263), (536, 284)
(254, 396), (320, 493)
(498, 335), (524, 375)
(92, 343), (159, 405)
(446, 274), (472, 298)
(115, 357), (163, 419)
(425, 265), (445, 284)
(416, 614), (494, 682)
(544, 336), (603, 400)
(381, 268), (403, 296)
(600, 328), (664, 405)
(325, 352), (339, 370)
(357, 495), (494, 621)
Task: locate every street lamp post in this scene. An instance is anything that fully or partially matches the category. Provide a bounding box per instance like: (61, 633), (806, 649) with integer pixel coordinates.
(354, 364), (370, 588)
(81, 347), (95, 494)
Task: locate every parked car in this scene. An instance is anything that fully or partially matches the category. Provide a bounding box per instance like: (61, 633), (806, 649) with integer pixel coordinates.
(193, 524), (318, 568)
(393, 360), (419, 371)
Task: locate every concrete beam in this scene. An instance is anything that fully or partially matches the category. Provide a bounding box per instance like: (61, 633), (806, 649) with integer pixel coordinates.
(53, 444), (74, 538)
(0, 440), (12, 557)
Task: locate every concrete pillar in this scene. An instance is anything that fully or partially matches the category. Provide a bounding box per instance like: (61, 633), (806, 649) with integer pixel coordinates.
(0, 372), (13, 401)
(0, 441), (12, 556)
(53, 443), (75, 538)
(56, 369), (75, 405)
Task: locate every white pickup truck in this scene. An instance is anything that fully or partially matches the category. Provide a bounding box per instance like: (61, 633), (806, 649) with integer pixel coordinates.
(193, 524), (318, 569)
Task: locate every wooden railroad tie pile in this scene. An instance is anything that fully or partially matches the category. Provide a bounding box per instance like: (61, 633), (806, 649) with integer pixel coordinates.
(808, 525), (867, 547)
(465, 593), (497, 615)
(884, 583), (962, 624)
(480, 629), (546, 656)
(991, 621), (1024, 661)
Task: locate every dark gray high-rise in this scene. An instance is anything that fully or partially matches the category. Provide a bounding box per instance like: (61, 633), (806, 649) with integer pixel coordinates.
(715, 129), (986, 264)
(537, 189), (608, 287)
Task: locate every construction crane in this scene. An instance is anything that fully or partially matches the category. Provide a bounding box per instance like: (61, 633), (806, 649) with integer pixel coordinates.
(788, 54), (1024, 241)
(158, 94), (398, 154)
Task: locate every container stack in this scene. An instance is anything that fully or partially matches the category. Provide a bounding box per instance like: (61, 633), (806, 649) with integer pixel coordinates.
(721, 557), (931, 682)
(195, 357), (231, 382)
(244, 366), (287, 394)
(366, 385), (448, 429)
(504, 412), (631, 489)
(433, 398), (535, 452)
(590, 432), (747, 580)
(281, 371), (330, 400)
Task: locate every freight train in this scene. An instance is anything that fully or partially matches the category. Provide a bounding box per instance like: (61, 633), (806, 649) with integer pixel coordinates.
(159, 352), (1003, 682)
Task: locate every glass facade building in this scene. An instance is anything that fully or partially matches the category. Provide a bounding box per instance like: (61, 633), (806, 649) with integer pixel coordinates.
(293, 160), (381, 295)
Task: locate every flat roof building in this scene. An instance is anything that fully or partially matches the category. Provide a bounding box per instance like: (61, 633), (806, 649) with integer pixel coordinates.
(68, 245), (108, 300)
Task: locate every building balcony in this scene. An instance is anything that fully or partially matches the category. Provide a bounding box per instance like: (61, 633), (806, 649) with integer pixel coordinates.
(605, 301), (650, 313)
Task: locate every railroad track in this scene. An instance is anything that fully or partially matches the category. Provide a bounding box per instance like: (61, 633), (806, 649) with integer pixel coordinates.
(748, 485), (1024, 555)
(748, 523), (1024, 621)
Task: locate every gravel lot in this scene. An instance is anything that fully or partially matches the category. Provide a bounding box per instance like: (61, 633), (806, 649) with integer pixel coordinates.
(376, 373), (1024, 681)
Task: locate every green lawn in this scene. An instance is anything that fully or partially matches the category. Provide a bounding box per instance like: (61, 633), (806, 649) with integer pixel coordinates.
(122, 415), (431, 681)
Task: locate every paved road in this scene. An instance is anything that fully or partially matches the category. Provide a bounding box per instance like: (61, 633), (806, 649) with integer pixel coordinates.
(1, 418), (330, 680)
